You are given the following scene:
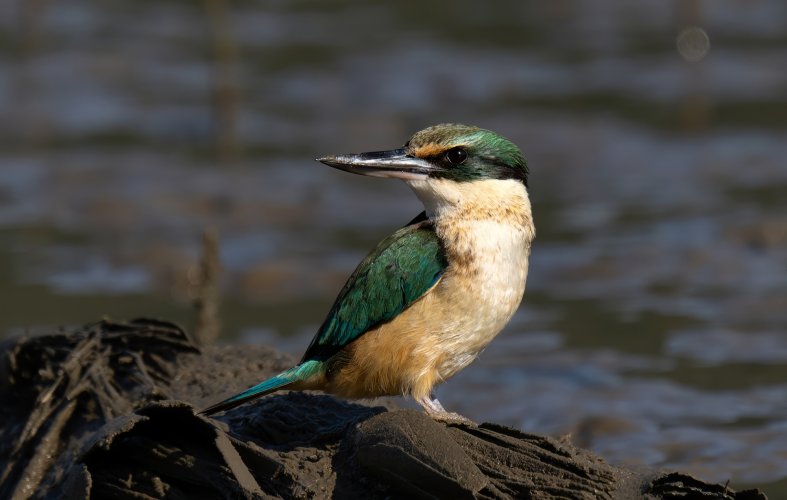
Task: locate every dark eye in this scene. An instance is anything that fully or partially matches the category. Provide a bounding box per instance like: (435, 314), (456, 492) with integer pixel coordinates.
(445, 147), (467, 165)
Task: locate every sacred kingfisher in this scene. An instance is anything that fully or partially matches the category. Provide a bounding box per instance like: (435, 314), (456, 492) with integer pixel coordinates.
(203, 123), (534, 423)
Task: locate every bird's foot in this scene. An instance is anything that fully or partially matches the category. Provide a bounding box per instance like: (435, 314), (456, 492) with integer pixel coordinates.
(428, 410), (476, 426)
(417, 396), (476, 426)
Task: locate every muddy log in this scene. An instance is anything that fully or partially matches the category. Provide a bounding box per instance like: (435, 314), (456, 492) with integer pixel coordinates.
(0, 319), (767, 499)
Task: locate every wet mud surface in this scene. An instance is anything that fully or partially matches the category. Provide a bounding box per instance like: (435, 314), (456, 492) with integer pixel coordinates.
(0, 319), (768, 499)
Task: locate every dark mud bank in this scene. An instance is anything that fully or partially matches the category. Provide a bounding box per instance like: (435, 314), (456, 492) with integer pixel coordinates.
(0, 319), (767, 499)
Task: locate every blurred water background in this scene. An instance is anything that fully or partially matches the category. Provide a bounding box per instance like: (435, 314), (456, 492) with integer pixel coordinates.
(1, 0), (786, 495)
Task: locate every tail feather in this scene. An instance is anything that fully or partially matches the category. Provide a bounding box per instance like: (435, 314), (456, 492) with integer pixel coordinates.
(200, 375), (294, 415)
(200, 360), (322, 416)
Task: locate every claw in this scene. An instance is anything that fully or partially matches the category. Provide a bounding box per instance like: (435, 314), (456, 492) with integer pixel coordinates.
(416, 395), (476, 426)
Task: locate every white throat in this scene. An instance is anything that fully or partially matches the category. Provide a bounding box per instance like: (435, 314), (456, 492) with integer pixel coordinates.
(406, 177), (533, 226)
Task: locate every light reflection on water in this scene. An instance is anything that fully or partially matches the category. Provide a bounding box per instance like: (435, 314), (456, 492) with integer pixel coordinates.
(1, 0), (786, 495)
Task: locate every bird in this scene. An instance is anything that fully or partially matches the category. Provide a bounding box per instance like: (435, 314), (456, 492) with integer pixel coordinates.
(201, 123), (535, 423)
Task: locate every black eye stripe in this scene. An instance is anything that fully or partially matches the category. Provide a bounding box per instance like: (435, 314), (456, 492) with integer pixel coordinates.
(417, 148), (529, 187)
(485, 157), (529, 186)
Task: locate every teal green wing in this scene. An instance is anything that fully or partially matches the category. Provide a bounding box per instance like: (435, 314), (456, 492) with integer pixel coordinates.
(301, 214), (446, 362)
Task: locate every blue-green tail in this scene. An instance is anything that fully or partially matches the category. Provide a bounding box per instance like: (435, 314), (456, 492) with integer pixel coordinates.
(200, 360), (323, 415)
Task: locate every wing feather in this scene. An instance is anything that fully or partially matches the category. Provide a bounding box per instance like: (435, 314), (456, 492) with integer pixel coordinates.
(301, 214), (446, 362)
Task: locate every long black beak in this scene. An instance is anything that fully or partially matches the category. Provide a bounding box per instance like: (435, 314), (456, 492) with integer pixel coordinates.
(317, 148), (438, 180)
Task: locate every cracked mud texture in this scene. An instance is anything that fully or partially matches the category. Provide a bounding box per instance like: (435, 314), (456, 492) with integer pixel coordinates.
(0, 319), (768, 499)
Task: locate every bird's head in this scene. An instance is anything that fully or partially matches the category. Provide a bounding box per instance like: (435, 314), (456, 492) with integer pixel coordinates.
(319, 124), (530, 220)
(318, 123), (527, 186)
